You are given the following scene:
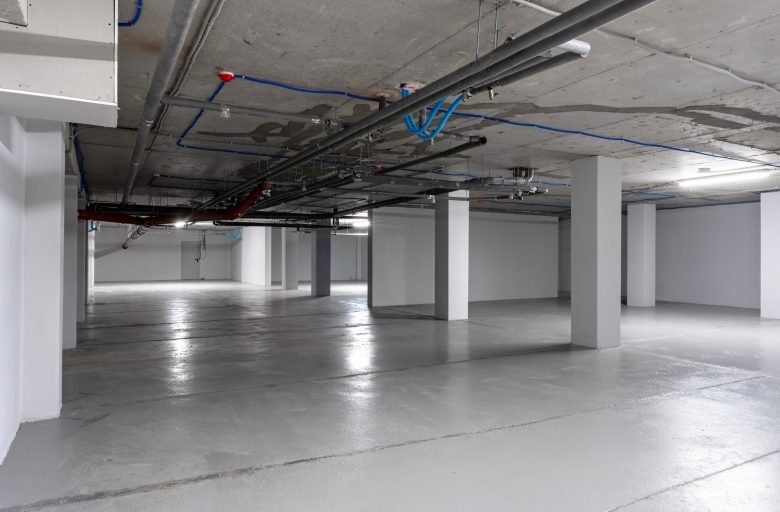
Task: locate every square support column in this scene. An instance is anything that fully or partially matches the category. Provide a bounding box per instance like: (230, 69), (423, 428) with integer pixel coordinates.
(76, 203), (87, 323)
(282, 228), (299, 290)
(571, 156), (622, 349)
(311, 228), (331, 297)
(63, 175), (79, 349)
(627, 203), (656, 307)
(761, 191), (780, 319)
(86, 227), (95, 304)
(367, 211), (375, 307)
(264, 227), (273, 286)
(21, 120), (65, 421)
(435, 190), (469, 320)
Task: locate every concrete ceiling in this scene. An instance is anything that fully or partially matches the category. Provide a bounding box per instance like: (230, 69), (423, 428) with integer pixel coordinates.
(78, 0), (780, 215)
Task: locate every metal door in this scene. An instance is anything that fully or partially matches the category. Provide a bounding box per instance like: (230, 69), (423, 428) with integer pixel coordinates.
(181, 241), (201, 280)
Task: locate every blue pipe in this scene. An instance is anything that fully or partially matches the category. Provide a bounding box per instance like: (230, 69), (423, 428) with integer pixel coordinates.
(118, 0), (143, 27)
(401, 88), (464, 141)
(416, 96), (464, 141)
(401, 89), (446, 136)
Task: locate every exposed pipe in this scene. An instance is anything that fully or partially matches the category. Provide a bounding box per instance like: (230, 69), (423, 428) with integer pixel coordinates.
(196, 0), (656, 210)
(122, 225), (148, 249)
(249, 174), (356, 212)
(118, 0), (143, 27)
(121, 0), (201, 204)
(81, 187), (265, 244)
(214, 221), (335, 229)
(162, 95), (340, 127)
(154, 0), (228, 132)
(510, 0), (780, 96)
(470, 51), (583, 95)
(375, 137), (487, 175)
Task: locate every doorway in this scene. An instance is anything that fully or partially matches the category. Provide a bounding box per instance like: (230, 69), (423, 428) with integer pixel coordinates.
(181, 241), (201, 280)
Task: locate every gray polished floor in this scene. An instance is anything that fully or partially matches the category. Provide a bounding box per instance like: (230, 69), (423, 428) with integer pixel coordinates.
(1, 281), (778, 511)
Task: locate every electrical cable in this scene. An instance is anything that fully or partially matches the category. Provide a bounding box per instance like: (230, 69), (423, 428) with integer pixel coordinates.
(118, 0), (143, 27)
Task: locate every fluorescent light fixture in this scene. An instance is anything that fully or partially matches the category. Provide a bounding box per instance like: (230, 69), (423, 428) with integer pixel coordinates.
(174, 221), (186, 228)
(677, 170), (772, 188)
(350, 220), (370, 228)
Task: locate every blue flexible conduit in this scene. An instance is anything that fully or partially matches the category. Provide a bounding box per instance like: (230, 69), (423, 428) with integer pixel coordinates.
(118, 0), (143, 27)
(401, 88), (464, 141)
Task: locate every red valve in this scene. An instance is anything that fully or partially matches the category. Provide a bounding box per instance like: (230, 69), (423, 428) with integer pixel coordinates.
(217, 71), (235, 83)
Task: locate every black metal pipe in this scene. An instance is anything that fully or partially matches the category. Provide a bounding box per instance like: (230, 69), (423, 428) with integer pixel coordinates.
(471, 51), (583, 94)
(249, 174), (355, 212)
(214, 221), (335, 229)
(375, 137), (487, 175)
(468, 55), (549, 91)
(196, 0), (651, 210)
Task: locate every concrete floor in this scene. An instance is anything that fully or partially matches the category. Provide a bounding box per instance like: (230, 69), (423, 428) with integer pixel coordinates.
(1, 281), (779, 511)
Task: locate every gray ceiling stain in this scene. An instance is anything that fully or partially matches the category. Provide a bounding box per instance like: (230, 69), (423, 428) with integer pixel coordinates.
(458, 102), (780, 130)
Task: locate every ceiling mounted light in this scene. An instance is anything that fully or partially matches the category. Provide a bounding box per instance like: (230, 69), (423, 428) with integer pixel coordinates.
(677, 170), (772, 188)
(174, 221), (186, 228)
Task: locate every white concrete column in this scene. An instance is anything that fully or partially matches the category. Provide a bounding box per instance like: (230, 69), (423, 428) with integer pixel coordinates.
(62, 175), (79, 349)
(282, 228), (299, 290)
(435, 190), (469, 320)
(311, 228), (331, 297)
(571, 156), (622, 349)
(239, 227), (268, 285)
(761, 191), (780, 319)
(21, 120), (65, 421)
(264, 227), (273, 286)
(367, 211), (375, 307)
(87, 228), (95, 303)
(76, 218), (87, 323)
(627, 203), (656, 307)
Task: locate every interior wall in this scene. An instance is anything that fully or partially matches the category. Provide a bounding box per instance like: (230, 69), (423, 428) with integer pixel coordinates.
(469, 212), (559, 301)
(656, 203), (760, 308)
(370, 208), (560, 307)
(95, 227), (232, 282)
(294, 232), (367, 282)
(558, 202), (760, 308)
(0, 115), (25, 463)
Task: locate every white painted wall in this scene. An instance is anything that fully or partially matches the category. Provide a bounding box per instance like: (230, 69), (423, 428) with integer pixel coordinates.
(95, 227), (232, 282)
(296, 232), (368, 282)
(370, 207), (559, 307)
(657, 203), (760, 309)
(470, 211), (558, 302)
(762, 192), (780, 318)
(558, 202), (761, 309)
(0, 115), (26, 463)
